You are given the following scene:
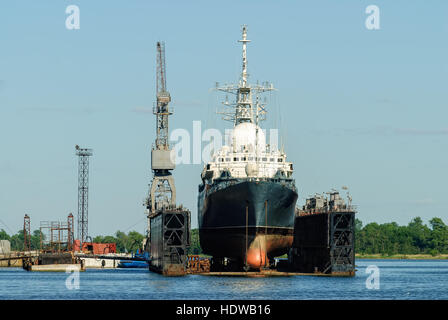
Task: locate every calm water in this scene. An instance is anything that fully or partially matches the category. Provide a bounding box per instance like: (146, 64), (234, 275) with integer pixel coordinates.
(0, 259), (447, 300)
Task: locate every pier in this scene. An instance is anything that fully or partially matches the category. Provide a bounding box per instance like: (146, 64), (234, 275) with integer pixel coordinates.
(0, 252), (39, 267)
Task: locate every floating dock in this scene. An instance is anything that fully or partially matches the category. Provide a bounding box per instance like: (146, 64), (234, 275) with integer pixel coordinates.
(186, 191), (356, 277)
(22, 252), (85, 272)
(146, 194), (356, 277)
(288, 193), (356, 276)
(148, 207), (191, 276)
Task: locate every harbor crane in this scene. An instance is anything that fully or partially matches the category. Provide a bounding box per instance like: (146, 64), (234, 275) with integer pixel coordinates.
(145, 42), (177, 231)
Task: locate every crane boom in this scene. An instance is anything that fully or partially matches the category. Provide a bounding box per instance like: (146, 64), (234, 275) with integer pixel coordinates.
(155, 42), (171, 150)
(156, 42), (170, 105)
(156, 42), (167, 94)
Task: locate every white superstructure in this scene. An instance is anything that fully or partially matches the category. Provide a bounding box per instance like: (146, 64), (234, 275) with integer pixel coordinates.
(201, 25), (294, 181)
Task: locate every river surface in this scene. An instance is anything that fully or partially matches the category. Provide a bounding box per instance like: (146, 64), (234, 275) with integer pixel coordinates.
(0, 259), (447, 300)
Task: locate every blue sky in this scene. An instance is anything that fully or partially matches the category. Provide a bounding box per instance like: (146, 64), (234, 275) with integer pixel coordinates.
(0, 1), (447, 236)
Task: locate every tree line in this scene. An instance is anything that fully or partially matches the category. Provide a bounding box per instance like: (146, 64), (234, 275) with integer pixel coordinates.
(355, 217), (448, 256)
(2, 216), (447, 256)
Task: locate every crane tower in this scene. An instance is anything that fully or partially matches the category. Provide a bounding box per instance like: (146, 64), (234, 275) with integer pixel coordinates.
(144, 42), (190, 275)
(145, 42), (176, 221)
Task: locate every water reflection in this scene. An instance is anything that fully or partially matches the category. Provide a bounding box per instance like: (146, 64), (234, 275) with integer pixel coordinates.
(211, 277), (268, 294)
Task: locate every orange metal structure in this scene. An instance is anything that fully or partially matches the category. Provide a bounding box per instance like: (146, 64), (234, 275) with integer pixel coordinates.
(73, 240), (116, 254)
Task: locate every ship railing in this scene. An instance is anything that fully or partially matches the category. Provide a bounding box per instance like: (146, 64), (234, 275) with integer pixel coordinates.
(211, 176), (295, 192)
(298, 205), (357, 216)
(214, 176), (294, 183)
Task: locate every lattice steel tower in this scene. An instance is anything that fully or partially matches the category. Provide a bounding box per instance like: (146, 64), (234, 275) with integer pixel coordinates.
(75, 145), (92, 245)
(144, 42), (176, 229)
(23, 214), (31, 252)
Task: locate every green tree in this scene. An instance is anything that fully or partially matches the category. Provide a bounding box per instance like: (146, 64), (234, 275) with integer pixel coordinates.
(115, 231), (128, 253)
(127, 231), (144, 253)
(187, 229), (202, 255)
(102, 235), (117, 243)
(93, 236), (105, 243)
(355, 219), (363, 233)
(9, 230), (24, 251)
(30, 229), (43, 250)
(408, 217), (431, 253)
(360, 223), (381, 254)
(0, 229), (10, 241)
(429, 217), (448, 254)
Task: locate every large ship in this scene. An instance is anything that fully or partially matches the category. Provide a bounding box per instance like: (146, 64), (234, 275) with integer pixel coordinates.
(198, 26), (298, 271)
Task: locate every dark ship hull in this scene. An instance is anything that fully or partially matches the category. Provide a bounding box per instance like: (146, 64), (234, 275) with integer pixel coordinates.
(198, 178), (298, 269)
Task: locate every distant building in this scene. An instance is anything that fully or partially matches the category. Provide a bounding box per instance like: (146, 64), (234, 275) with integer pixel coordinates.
(0, 240), (11, 255)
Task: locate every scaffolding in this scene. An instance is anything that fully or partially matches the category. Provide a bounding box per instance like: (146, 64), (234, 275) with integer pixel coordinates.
(39, 213), (74, 253)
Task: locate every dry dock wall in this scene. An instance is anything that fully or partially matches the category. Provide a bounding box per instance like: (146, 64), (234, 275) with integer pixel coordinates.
(149, 209), (190, 276)
(289, 211), (355, 275)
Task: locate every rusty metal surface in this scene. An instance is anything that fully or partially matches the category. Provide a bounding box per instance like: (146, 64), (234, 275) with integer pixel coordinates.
(187, 255), (210, 274)
(163, 264), (187, 276)
(39, 213), (75, 253)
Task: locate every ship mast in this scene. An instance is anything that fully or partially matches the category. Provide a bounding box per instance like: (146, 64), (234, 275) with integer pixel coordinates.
(216, 25), (275, 127)
(239, 25), (250, 88)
